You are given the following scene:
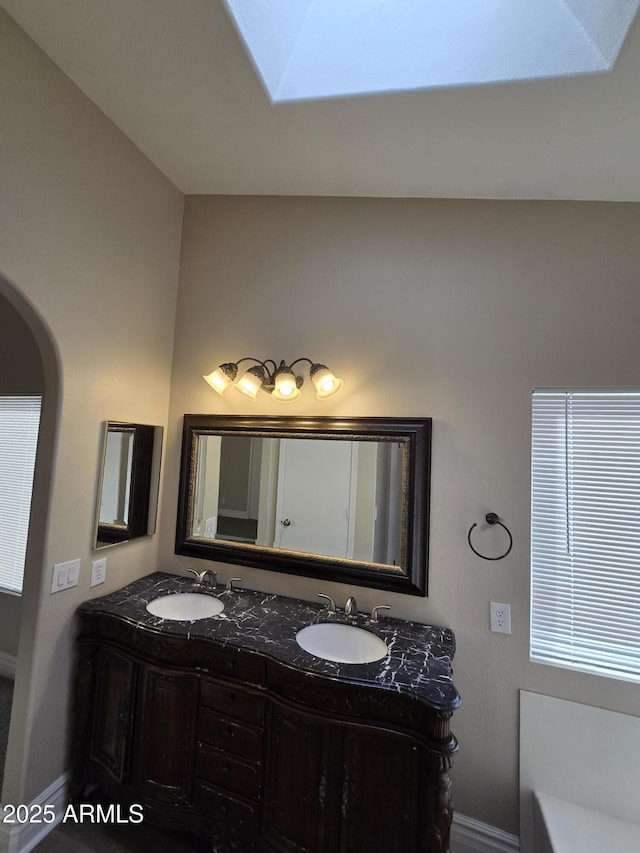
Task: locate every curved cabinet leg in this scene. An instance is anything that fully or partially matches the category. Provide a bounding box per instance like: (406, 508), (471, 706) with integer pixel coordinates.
(422, 714), (458, 853)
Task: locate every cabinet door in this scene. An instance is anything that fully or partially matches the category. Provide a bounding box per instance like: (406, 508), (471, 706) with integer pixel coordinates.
(89, 647), (136, 783)
(339, 725), (420, 853)
(262, 703), (338, 853)
(130, 665), (199, 804)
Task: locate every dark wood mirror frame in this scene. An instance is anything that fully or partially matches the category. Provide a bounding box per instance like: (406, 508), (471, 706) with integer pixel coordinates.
(175, 415), (431, 596)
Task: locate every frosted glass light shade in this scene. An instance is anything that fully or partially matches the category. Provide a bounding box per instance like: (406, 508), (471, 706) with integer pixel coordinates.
(203, 362), (237, 395)
(310, 364), (343, 399)
(272, 365), (301, 402)
(235, 366), (265, 400)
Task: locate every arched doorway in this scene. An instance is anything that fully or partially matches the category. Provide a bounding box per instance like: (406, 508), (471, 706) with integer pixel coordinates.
(0, 274), (60, 806)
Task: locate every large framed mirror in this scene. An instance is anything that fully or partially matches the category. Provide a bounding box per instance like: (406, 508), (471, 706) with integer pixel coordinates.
(175, 416), (431, 595)
(93, 421), (163, 549)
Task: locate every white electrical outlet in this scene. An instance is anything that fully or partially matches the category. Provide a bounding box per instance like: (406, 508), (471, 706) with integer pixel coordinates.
(91, 557), (107, 588)
(490, 602), (512, 634)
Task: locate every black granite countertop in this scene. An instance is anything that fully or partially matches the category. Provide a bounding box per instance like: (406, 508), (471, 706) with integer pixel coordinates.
(78, 571), (460, 713)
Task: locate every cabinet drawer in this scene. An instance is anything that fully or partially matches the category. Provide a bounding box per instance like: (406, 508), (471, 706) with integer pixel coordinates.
(201, 680), (264, 726)
(198, 707), (262, 761)
(194, 780), (259, 835)
(203, 647), (265, 685)
(196, 743), (261, 800)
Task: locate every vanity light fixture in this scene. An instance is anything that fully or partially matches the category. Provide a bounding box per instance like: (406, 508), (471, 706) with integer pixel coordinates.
(203, 357), (343, 402)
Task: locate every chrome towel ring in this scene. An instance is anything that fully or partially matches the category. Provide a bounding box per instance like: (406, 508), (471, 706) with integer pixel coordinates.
(467, 512), (513, 561)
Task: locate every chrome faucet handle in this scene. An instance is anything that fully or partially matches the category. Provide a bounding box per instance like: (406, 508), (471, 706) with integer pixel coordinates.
(344, 596), (358, 619)
(226, 577), (243, 591)
(370, 604), (391, 623)
(317, 593), (336, 613)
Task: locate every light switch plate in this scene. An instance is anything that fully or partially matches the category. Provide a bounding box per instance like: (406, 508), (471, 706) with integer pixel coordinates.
(51, 559), (81, 594)
(66, 560), (79, 588)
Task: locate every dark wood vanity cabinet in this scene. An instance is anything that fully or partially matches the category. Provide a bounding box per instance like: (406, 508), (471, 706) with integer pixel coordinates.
(339, 725), (421, 853)
(73, 614), (457, 853)
(263, 703), (334, 853)
(263, 703), (422, 853)
(131, 665), (199, 805)
(88, 647), (136, 785)
(194, 676), (265, 845)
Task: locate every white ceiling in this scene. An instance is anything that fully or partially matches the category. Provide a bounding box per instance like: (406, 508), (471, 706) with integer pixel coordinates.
(3, 0), (640, 200)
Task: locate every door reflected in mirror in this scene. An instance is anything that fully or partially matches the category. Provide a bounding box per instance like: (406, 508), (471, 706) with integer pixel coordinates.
(176, 416), (431, 596)
(100, 426), (135, 528)
(193, 435), (403, 566)
(93, 421), (163, 549)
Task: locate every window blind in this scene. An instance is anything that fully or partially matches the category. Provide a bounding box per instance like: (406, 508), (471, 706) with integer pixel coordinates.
(531, 390), (640, 683)
(0, 396), (41, 594)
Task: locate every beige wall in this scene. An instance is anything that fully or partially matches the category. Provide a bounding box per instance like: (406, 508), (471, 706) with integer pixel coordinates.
(161, 195), (640, 834)
(0, 10), (183, 802)
(0, 295), (44, 660)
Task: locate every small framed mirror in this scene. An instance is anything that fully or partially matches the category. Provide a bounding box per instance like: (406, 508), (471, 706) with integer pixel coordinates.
(175, 416), (431, 595)
(93, 421), (163, 549)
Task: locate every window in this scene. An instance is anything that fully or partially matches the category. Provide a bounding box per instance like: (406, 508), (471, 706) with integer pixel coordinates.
(531, 390), (640, 683)
(0, 395), (41, 594)
(224, 0), (638, 102)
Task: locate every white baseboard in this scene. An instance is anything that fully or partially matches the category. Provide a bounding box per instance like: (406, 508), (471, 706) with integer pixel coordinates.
(0, 772), (69, 853)
(0, 784), (519, 853)
(0, 653), (16, 681)
(452, 812), (520, 853)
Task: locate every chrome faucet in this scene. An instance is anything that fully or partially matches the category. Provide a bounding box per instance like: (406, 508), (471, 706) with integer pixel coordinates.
(202, 569), (217, 587)
(370, 604), (391, 623)
(344, 596), (358, 619)
(187, 568), (217, 587)
(317, 593), (336, 613)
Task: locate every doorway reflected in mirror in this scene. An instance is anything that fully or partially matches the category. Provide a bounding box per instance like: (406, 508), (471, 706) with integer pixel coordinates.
(194, 434), (402, 566)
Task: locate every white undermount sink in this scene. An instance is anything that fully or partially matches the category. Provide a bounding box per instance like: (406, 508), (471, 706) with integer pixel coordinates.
(146, 592), (224, 620)
(296, 622), (388, 664)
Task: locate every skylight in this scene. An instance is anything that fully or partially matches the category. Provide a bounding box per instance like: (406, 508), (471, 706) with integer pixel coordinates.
(223, 0), (640, 102)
